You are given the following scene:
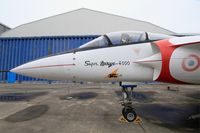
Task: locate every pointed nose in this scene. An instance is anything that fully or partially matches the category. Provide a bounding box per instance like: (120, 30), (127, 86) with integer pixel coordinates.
(10, 53), (75, 80)
(10, 66), (23, 73)
(10, 62), (36, 76)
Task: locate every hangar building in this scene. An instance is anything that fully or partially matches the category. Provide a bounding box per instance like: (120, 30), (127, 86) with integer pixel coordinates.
(0, 8), (175, 83)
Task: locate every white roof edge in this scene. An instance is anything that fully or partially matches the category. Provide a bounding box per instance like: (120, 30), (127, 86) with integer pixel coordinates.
(0, 22), (11, 29)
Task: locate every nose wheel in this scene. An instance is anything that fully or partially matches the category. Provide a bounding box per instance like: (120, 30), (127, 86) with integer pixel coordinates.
(122, 107), (137, 122)
(120, 84), (138, 122)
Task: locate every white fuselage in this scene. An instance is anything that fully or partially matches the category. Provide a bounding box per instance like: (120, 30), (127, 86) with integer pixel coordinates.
(11, 43), (156, 82)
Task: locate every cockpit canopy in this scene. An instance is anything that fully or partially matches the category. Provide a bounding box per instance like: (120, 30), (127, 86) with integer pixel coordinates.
(79, 31), (173, 48)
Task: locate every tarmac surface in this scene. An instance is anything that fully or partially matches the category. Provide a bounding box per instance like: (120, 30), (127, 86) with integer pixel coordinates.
(0, 83), (199, 133)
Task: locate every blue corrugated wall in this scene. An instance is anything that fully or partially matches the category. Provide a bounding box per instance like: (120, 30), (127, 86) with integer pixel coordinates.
(0, 36), (98, 82)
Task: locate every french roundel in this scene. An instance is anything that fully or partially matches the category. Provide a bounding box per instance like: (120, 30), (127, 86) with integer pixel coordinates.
(169, 44), (200, 84)
(182, 54), (200, 72)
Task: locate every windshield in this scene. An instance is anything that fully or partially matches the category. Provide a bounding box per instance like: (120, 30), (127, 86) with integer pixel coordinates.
(79, 36), (109, 48)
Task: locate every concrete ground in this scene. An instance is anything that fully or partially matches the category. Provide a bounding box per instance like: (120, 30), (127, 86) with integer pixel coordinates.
(0, 83), (199, 133)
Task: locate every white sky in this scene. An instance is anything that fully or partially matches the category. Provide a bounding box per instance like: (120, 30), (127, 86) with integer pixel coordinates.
(0, 0), (200, 33)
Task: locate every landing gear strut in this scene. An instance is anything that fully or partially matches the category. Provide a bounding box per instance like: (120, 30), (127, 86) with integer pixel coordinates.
(120, 83), (137, 122)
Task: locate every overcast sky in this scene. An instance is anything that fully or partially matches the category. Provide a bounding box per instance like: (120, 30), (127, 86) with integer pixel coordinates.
(0, 0), (200, 33)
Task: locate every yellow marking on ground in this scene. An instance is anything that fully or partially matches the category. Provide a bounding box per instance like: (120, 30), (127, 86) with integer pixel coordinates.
(118, 115), (142, 125)
(134, 116), (142, 124)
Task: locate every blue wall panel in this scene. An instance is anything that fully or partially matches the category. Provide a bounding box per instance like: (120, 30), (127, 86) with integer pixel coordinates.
(0, 35), (98, 82)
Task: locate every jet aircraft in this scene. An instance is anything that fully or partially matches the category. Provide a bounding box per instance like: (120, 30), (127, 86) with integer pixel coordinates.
(11, 31), (200, 122)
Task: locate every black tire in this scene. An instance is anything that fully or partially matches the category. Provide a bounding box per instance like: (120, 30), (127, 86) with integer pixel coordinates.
(124, 108), (137, 122)
(122, 107), (126, 117)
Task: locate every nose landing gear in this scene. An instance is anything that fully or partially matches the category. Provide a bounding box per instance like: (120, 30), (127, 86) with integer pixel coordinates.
(119, 84), (138, 122)
(122, 106), (137, 122)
